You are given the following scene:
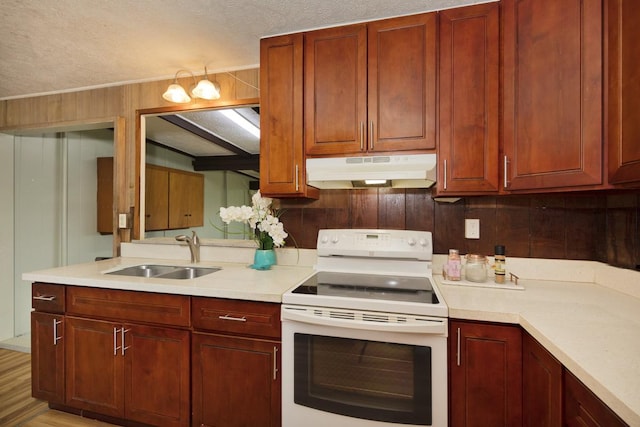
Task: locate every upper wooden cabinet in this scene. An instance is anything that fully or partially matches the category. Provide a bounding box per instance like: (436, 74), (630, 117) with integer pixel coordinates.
(259, 34), (319, 199)
(436, 3), (500, 195)
(97, 157), (114, 234)
(97, 158), (203, 233)
(144, 164), (169, 231)
(607, 0), (640, 185)
(168, 169), (203, 229)
(502, 0), (603, 191)
(304, 13), (436, 156)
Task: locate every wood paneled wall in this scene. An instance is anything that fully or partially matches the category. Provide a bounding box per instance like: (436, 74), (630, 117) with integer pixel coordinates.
(278, 189), (640, 270)
(0, 69), (259, 254)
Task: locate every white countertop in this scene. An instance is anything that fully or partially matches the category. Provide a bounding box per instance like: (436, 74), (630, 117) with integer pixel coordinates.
(23, 256), (315, 303)
(22, 243), (640, 425)
(435, 268), (640, 426)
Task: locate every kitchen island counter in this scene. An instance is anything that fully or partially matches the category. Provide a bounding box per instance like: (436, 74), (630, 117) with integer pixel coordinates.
(435, 266), (640, 427)
(23, 256), (315, 303)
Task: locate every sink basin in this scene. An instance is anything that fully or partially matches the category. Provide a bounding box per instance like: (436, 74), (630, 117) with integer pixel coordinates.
(155, 266), (220, 280)
(106, 264), (220, 280)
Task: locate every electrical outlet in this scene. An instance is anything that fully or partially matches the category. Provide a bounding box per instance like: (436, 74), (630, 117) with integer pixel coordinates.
(465, 219), (480, 239)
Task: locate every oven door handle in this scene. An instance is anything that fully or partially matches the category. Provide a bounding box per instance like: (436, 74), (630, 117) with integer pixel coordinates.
(282, 306), (447, 335)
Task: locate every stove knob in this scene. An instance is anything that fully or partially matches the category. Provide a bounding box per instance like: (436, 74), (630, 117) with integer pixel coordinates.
(408, 238), (417, 246)
(320, 235), (329, 244)
(419, 238), (428, 247)
(331, 235), (339, 244)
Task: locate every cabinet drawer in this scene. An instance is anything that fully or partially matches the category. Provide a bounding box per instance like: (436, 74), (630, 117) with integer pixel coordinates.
(66, 286), (190, 327)
(32, 283), (65, 313)
(192, 297), (281, 339)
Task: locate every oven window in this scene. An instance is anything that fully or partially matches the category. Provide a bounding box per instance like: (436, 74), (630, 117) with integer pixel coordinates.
(294, 334), (432, 425)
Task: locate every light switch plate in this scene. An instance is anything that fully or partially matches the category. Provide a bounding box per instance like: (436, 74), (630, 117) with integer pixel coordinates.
(118, 213), (128, 229)
(465, 219), (480, 239)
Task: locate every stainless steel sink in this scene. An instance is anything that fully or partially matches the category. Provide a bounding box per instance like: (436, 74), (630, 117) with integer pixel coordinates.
(155, 266), (220, 280)
(106, 264), (220, 279)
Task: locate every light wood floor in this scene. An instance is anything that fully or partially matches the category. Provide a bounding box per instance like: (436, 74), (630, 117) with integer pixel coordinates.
(0, 349), (117, 426)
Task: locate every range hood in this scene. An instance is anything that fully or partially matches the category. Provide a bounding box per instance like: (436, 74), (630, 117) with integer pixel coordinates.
(306, 154), (437, 189)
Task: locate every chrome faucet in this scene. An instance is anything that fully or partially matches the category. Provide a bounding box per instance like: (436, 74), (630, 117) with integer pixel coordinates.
(175, 231), (200, 263)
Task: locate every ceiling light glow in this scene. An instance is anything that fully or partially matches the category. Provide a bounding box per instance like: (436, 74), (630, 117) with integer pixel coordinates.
(220, 109), (260, 138)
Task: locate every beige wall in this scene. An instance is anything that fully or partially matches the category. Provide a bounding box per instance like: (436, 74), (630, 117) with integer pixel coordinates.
(0, 69), (260, 253)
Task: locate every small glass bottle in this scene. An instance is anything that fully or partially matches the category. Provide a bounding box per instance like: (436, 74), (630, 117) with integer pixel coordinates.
(444, 249), (462, 281)
(465, 254), (488, 283)
(494, 245), (506, 284)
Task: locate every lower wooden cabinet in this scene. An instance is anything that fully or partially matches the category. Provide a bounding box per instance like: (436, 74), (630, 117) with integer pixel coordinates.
(192, 332), (281, 427)
(65, 316), (190, 427)
(523, 332), (562, 427)
(564, 370), (627, 427)
(449, 320), (522, 427)
(31, 311), (65, 403)
(191, 297), (281, 427)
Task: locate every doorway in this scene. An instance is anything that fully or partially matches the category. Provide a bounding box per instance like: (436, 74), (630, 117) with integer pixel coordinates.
(0, 128), (114, 351)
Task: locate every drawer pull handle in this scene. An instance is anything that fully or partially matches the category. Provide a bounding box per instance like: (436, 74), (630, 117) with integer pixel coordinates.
(218, 314), (247, 322)
(33, 295), (56, 301)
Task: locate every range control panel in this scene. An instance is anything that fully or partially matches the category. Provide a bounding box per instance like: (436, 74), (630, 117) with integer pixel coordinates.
(316, 229), (433, 261)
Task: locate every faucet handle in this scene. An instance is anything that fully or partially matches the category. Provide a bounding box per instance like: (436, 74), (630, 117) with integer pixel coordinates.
(191, 230), (200, 245)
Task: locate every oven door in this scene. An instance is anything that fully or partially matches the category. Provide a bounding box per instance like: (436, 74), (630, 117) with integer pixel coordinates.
(281, 305), (448, 427)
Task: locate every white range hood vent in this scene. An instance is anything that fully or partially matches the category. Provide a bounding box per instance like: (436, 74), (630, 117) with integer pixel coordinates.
(306, 154), (437, 189)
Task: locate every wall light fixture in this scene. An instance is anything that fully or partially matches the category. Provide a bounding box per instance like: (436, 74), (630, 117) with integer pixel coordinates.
(162, 67), (221, 103)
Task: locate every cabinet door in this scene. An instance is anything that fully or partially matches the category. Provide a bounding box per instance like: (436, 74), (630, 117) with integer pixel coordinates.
(145, 164), (169, 231)
(564, 370), (627, 427)
(523, 332), (562, 427)
(368, 13), (436, 153)
(437, 3), (500, 194)
(31, 312), (65, 403)
(97, 157), (114, 234)
(304, 24), (367, 156)
(449, 320), (522, 427)
(168, 170), (204, 229)
(260, 34), (318, 199)
(607, 0), (640, 185)
(124, 324), (190, 427)
(502, 0), (603, 191)
(192, 332), (281, 427)
(65, 316), (124, 417)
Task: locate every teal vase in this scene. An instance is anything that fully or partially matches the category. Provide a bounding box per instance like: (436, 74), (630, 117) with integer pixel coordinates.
(251, 249), (276, 270)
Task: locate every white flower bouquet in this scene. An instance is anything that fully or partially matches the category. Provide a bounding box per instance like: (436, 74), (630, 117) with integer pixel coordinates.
(219, 191), (288, 250)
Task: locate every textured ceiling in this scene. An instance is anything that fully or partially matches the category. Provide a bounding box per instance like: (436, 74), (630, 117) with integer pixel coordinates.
(0, 0), (494, 100)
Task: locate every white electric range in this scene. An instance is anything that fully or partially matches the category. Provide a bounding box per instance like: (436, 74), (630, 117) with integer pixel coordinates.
(281, 229), (448, 427)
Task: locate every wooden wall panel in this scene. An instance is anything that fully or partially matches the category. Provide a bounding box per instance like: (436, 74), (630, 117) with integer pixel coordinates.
(495, 197), (531, 258)
(606, 194), (638, 267)
(465, 197), (498, 256)
(529, 197), (567, 259)
(378, 189), (405, 230)
(0, 69), (260, 248)
(350, 189), (378, 228)
(281, 189), (636, 270)
(405, 189), (434, 231)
